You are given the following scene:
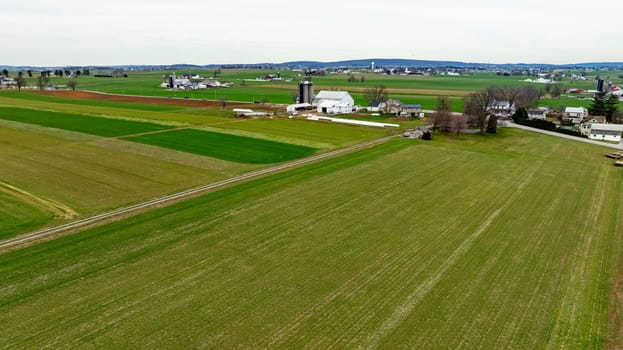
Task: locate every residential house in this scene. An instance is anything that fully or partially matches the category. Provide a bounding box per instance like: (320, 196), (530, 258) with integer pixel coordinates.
(400, 104), (423, 118)
(383, 99), (403, 115)
(564, 107), (588, 124)
(0, 77), (16, 88)
(367, 101), (385, 113)
(527, 107), (549, 120)
(488, 100), (516, 117)
(313, 91), (354, 114)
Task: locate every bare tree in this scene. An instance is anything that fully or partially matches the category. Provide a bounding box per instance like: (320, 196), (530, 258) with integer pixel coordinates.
(67, 79), (77, 91)
(15, 76), (27, 91)
(36, 75), (49, 90)
(431, 96), (453, 132)
(515, 85), (542, 108)
(545, 83), (563, 98)
(431, 111), (453, 133)
(451, 114), (468, 138)
(436, 96), (451, 112)
(464, 87), (496, 134)
(363, 85), (388, 105)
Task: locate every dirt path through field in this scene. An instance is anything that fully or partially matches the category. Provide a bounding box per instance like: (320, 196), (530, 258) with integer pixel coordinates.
(0, 181), (77, 219)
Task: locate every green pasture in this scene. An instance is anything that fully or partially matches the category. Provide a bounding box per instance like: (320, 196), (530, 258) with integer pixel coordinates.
(0, 106), (172, 137)
(124, 128), (317, 164)
(0, 189), (56, 240)
(1, 129), (621, 348)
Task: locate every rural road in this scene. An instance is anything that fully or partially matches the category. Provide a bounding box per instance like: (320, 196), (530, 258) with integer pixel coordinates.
(0, 135), (397, 251)
(506, 122), (623, 150)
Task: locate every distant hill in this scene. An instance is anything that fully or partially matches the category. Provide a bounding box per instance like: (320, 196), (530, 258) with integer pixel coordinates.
(1, 59), (622, 71)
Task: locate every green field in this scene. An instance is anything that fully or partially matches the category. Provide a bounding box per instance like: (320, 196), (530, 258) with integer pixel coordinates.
(0, 188), (56, 240)
(2, 129), (621, 348)
(0, 106), (172, 137)
(124, 128), (317, 164)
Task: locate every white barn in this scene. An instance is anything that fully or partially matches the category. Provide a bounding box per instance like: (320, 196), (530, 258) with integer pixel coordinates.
(313, 91), (354, 114)
(587, 123), (623, 142)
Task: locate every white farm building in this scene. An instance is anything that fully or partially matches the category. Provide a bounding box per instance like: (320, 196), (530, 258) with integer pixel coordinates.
(586, 123), (623, 142)
(312, 91), (354, 114)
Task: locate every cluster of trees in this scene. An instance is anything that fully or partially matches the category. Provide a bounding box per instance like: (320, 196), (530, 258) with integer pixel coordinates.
(430, 97), (467, 137)
(588, 92), (619, 122)
(461, 85), (542, 134)
(544, 83), (563, 98)
(346, 73), (365, 83)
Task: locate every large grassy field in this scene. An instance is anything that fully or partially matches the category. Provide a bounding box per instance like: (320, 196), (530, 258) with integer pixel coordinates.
(2, 129), (621, 348)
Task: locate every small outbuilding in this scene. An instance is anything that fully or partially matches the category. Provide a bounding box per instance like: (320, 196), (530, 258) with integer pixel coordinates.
(587, 123), (623, 142)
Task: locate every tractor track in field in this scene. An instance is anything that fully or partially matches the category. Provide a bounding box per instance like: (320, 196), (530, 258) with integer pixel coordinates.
(0, 135), (397, 251)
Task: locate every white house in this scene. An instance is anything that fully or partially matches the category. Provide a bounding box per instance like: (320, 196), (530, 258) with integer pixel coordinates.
(313, 91), (354, 114)
(367, 101), (385, 112)
(564, 107), (588, 124)
(527, 107), (549, 120)
(586, 123), (623, 142)
(488, 100), (516, 117)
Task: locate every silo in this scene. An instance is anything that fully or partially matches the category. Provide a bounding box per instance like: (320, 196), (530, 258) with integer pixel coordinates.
(597, 79), (604, 92)
(298, 81), (313, 104)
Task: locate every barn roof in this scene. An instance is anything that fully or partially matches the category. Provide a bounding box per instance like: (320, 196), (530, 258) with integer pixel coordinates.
(314, 91), (352, 100)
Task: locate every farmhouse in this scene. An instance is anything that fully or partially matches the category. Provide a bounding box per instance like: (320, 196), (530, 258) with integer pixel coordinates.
(400, 104), (423, 118)
(313, 91), (354, 114)
(564, 107), (588, 124)
(367, 101), (385, 112)
(488, 100), (516, 117)
(527, 108), (548, 120)
(383, 99), (403, 115)
(0, 77), (16, 88)
(586, 123), (623, 142)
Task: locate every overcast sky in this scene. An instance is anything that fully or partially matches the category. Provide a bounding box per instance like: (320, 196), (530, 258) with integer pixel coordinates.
(4, 0), (623, 66)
